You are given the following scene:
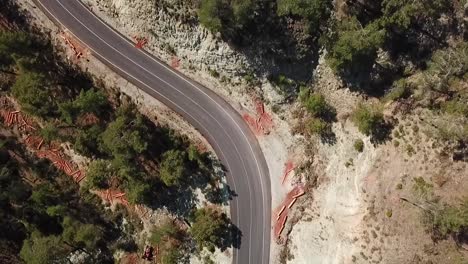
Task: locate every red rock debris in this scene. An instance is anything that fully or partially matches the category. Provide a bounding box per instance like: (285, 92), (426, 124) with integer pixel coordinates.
(281, 161), (295, 184)
(243, 98), (274, 135)
(96, 189), (129, 206)
(60, 31), (87, 60)
(273, 185), (305, 239)
(133, 36), (148, 49)
(171, 56), (180, 68)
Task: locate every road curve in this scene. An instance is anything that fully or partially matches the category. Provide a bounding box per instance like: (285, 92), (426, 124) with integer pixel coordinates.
(34, 0), (271, 263)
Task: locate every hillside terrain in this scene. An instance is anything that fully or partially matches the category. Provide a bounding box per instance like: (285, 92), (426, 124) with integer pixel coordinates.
(1, 0), (468, 264)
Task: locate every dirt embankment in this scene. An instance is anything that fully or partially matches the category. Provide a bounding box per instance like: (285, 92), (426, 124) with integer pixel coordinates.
(281, 60), (468, 264)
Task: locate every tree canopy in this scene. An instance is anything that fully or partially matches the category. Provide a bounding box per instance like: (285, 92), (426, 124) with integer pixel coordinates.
(19, 234), (65, 264)
(100, 110), (148, 161)
(190, 207), (232, 252)
(11, 70), (54, 116)
(160, 149), (188, 187)
(326, 17), (386, 76)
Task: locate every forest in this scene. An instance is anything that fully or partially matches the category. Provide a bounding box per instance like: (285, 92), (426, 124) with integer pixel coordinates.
(0, 1), (238, 263)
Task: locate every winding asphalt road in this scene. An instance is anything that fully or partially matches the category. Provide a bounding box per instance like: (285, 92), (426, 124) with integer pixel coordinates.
(34, 0), (271, 263)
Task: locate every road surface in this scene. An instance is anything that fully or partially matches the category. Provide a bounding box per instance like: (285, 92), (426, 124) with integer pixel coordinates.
(34, 0), (272, 263)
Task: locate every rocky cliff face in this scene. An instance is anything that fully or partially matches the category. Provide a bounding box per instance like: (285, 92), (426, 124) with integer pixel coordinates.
(92, 0), (264, 96)
(89, 0), (313, 105)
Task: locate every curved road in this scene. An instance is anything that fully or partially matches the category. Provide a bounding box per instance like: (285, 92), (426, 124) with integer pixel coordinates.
(35, 0), (271, 263)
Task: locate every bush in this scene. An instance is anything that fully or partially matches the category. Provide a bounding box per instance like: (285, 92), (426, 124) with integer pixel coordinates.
(442, 99), (468, 118)
(424, 42), (468, 94)
(303, 93), (329, 117)
(412, 177), (433, 198)
(351, 103), (385, 136)
(353, 139), (364, 152)
(198, 0), (225, 33)
(150, 221), (178, 245)
(149, 220), (185, 264)
(431, 199), (468, 237)
(307, 118), (329, 136)
(384, 79), (412, 102)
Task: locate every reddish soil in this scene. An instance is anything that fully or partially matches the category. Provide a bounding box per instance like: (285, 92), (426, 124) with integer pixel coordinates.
(273, 185), (305, 239)
(281, 160), (295, 184)
(171, 56), (180, 68)
(243, 98), (274, 135)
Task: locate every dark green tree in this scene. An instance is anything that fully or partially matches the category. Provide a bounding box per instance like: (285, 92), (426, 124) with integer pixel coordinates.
(39, 123), (59, 143)
(198, 0), (225, 33)
(11, 70), (54, 116)
(277, 0), (330, 31)
(85, 160), (112, 189)
(62, 216), (102, 250)
(19, 233), (66, 264)
(190, 207), (231, 252)
(0, 31), (34, 70)
(125, 178), (150, 204)
(160, 150), (188, 187)
(326, 17), (386, 76)
(73, 89), (108, 115)
(381, 0), (450, 31)
(100, 113), (148, 160)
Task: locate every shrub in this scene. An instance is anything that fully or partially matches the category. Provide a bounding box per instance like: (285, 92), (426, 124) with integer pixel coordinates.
(431, 199), (468, 237)
(303, 93), (329, 117)
(198, 0), (224, 33)
(442, 99), (468, 118)
(412, 177), (433, 198)
(351, 103), (385, 136)
(353, 139), (364, 152)
(386, 209), (392, 218)
(150, 221), (178, 245)
(149, 220), (185, 264)
(307, 118), (329, 135)
(384, 79), (411, 102)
